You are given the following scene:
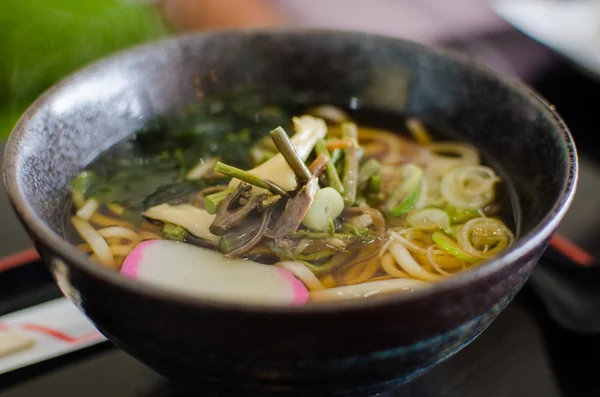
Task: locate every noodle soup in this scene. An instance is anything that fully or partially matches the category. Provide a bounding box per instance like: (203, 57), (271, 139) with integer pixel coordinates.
(66, 92), (517, 304)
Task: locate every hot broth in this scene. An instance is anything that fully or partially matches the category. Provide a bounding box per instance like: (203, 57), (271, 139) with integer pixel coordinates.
(66, 92), (518, 303)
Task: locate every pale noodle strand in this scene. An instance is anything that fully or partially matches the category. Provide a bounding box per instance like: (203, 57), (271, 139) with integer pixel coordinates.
(381, 252), (408, 278)
(76, 243), (92, 253)
(109, 244), (136, 257)
(378, 235), (394, 258)
(275, 261), (325, 291)
(320, 274), (337, 289)
(379, 228), (417, 258)
(107, 203), (125, 216)
(343, 257), (380, 285)
(369, 275), (396, 282)
(389, 231), (426, 254)
(76, 198), (99, 220)
(293, 238), (311, 255)
(310, 278), (430, 301)
(98, 226), (140, 242)
(105, 237), (123, 245)
(426, 246), (451, 276)
(90, 213), (132, 228)
(388, 242), (443, 282)
(71, 216), (115, 268)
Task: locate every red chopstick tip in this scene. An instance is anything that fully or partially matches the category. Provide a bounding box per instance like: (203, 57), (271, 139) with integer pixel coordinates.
(550, 234), (594, 267)
(0, 248), (40, 272)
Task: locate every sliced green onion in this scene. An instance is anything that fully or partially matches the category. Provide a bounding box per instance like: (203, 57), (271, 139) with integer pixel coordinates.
(330, 148), (343, 164)
(72, 170), (98, 196)
(451, 224), (464, 240)
(357, 158), (382, 189)
(341, 122), (359, 205)
(369, 174), (382, 194)
(315, 139), (344, 194)
(385, 163), (424, 215)
(389, 178), (423, 217)
(428, 143), (480, 165)
(218, 236), (234, 254)
(446, 206), (480, 224)
(328, 218), (336, 236)
(204, 189), (232, 214)
(455, 217), (514, 258)
(440, 165), (499, 210)
(302, 187), (345, 231)
(407, 208), (451, 233)
(432, 231), (479, 263)
(162, 223), (186, 242)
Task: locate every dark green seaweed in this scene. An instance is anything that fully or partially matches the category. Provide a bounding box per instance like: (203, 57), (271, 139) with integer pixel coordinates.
(75, 89), (298, 215)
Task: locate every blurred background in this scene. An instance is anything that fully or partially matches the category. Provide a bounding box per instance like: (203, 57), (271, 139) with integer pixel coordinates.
(2, 1), (600, 396)
(0, 0), (562, 136)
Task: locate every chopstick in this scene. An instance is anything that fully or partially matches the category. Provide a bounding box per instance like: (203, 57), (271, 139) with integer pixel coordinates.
(547, 234), (595, 267)
(0, 249), (40, 272)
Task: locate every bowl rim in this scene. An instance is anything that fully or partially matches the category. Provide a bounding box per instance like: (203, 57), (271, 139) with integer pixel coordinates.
(3, 28), (578, 314)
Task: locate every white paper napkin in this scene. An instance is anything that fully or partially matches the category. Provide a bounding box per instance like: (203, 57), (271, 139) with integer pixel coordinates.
(0, 298), (105, 375)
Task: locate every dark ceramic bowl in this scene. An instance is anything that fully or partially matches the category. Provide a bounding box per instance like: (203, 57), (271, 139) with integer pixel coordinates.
(3, 30), (577, 396)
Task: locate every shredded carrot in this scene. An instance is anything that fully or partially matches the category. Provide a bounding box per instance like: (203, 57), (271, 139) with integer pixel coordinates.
(326, 140), (352, 150)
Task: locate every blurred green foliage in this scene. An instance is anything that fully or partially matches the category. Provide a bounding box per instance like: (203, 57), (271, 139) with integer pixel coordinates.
(0, 0), (169, 137)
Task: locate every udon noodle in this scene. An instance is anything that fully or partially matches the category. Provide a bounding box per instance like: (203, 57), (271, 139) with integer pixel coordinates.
(68, 97), (515, 303)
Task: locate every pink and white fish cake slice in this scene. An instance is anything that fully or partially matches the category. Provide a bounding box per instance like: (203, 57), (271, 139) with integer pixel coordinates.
(121, 240), (308, 306)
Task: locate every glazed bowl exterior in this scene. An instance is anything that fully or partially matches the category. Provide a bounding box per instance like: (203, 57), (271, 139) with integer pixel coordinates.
(3, 30), (577, 396)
